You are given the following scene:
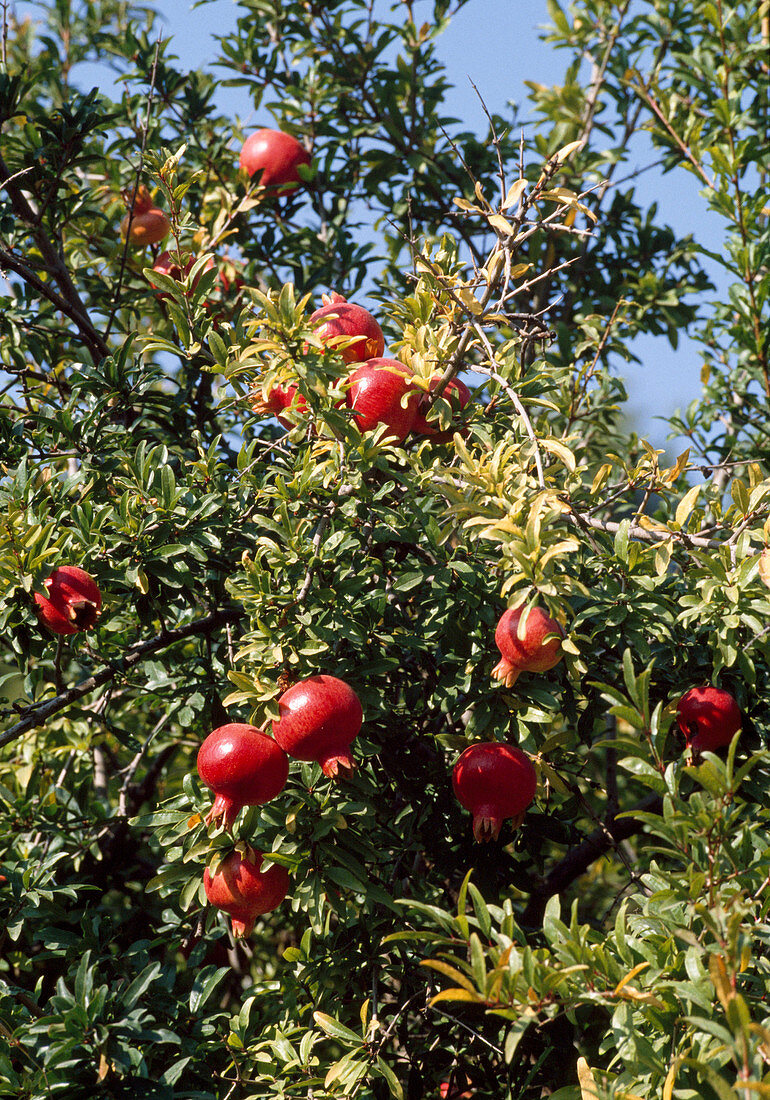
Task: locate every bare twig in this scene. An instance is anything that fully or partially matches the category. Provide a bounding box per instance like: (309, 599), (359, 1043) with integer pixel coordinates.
(105, 30), (163, 342)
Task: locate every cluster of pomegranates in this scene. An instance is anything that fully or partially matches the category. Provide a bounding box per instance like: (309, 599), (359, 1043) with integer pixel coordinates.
(120, 126), (310, 248)
(195, 674), (363, 936)
(253, 290), (472, 443)
(32, 568), (744, 849)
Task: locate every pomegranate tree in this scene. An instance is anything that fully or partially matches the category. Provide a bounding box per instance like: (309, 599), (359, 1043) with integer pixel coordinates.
(310, 293), (385, 363)
(492, 604), (564, 687)
(345, 358), (420, 443)
(34, 566), (102, 635)
(452, 742), (537, 842)
(197, 724), (289, 829)
(272, 674), (363, 778)
(203, 847), (290, 938)
(239, 128), (310, 190)
(676, 685), (742, 754)
(120, 184), (171, 246)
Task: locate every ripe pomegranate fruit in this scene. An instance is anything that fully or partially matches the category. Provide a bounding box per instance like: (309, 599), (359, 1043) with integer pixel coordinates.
(197, 724), (289, 829)
(345, 358), (420, 443)
(676, 685), (742, 754)
(452, 742), (537, 842)
(412, 375), (472, 439)
(34, 566), (102, 635)
(204, 847), (290, 938)
(239, 128), (311, 190)
(492, 604), (564, 687)
(440, 1076), (473, 1099)
(120, 184), (171, 245)
(310, 293), (385, 364)
(150, 250), (216, 288)
(250, 382), (309, 427)
(272, 675), (363, 778)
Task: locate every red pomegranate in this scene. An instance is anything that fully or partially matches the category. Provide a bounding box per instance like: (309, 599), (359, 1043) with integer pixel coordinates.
(203, 847), (290, 938)
(676, 685), (742, 754)
(120, 184), (170, 246)
(250, 382), (309, 427)
(272, 675), (363, 778)
(197, 724), (289, 829)
(439, 1075), (473, 1099)
(150, 250), (216, 287)
(310, 293), (385, 364)
(239, 128), (310, 190)
(492, 604), (564, 687)
(412, 375), (472, 439)
(345, 358), (420, 444)
(452, 742), (537, 842)
(34, 566), (102, 635)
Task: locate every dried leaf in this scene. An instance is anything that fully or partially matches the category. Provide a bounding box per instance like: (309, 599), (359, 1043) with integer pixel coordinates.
(759, 547), (770, 589)
(502, 178), (527, 209)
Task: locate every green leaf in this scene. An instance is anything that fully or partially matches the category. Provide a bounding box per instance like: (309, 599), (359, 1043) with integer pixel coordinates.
(312, 1012), (361, 1046)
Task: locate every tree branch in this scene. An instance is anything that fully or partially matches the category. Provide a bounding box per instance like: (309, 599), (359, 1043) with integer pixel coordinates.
(0, 608), (244, 748)
(521, 791), (663, 927)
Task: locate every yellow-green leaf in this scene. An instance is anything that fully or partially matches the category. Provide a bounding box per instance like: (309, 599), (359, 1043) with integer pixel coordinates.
(552, 139), (583, 163)
(675, 484), (701, 527)
(502, 178), (527, 209)
(428, 988), (484, 1006)
(419, 959), (476, 992)
(541, 438), (577, 472)
(613, 961), (650, 995)
(488, 213), (515, 235)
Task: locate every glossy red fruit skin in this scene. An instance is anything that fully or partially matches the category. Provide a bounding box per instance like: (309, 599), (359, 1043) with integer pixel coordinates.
(345, 358), (420, 443)
(120, 185), (170, 246)
(250, 383), (309, 427)
(310, 293), (385, 364)
(452, 742), (537, 842)
(412, 375), (472, 438)
(492, 605), (564, 688)
(272, 675), (363, 778)
(677, 686), (742, 754)
(34, 566), (102, 635)
(203, 848), (290, 938)
(239, 128), (310, 190)
(197, 724), (289, 830)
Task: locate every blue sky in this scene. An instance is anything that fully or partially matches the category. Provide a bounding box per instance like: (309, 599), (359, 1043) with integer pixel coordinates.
(22, 0), (725, 451)
(150, 0), (725, 452)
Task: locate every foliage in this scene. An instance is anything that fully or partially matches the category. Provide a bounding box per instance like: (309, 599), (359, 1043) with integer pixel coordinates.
(1, 0), (769, 1097)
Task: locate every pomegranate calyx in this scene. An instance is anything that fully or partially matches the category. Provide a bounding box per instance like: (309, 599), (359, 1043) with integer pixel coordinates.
(205, 793), (238, 830)
(66, 597), (100, 626)
(472, 810), (503, 843)
(491, 657), (520, 687)
(319, 751), (356, 779)
(230, 914), (254, 939)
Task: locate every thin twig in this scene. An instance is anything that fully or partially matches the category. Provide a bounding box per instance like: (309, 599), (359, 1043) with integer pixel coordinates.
(105, 30), (164, 342)
(0, 608), (243, 748)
